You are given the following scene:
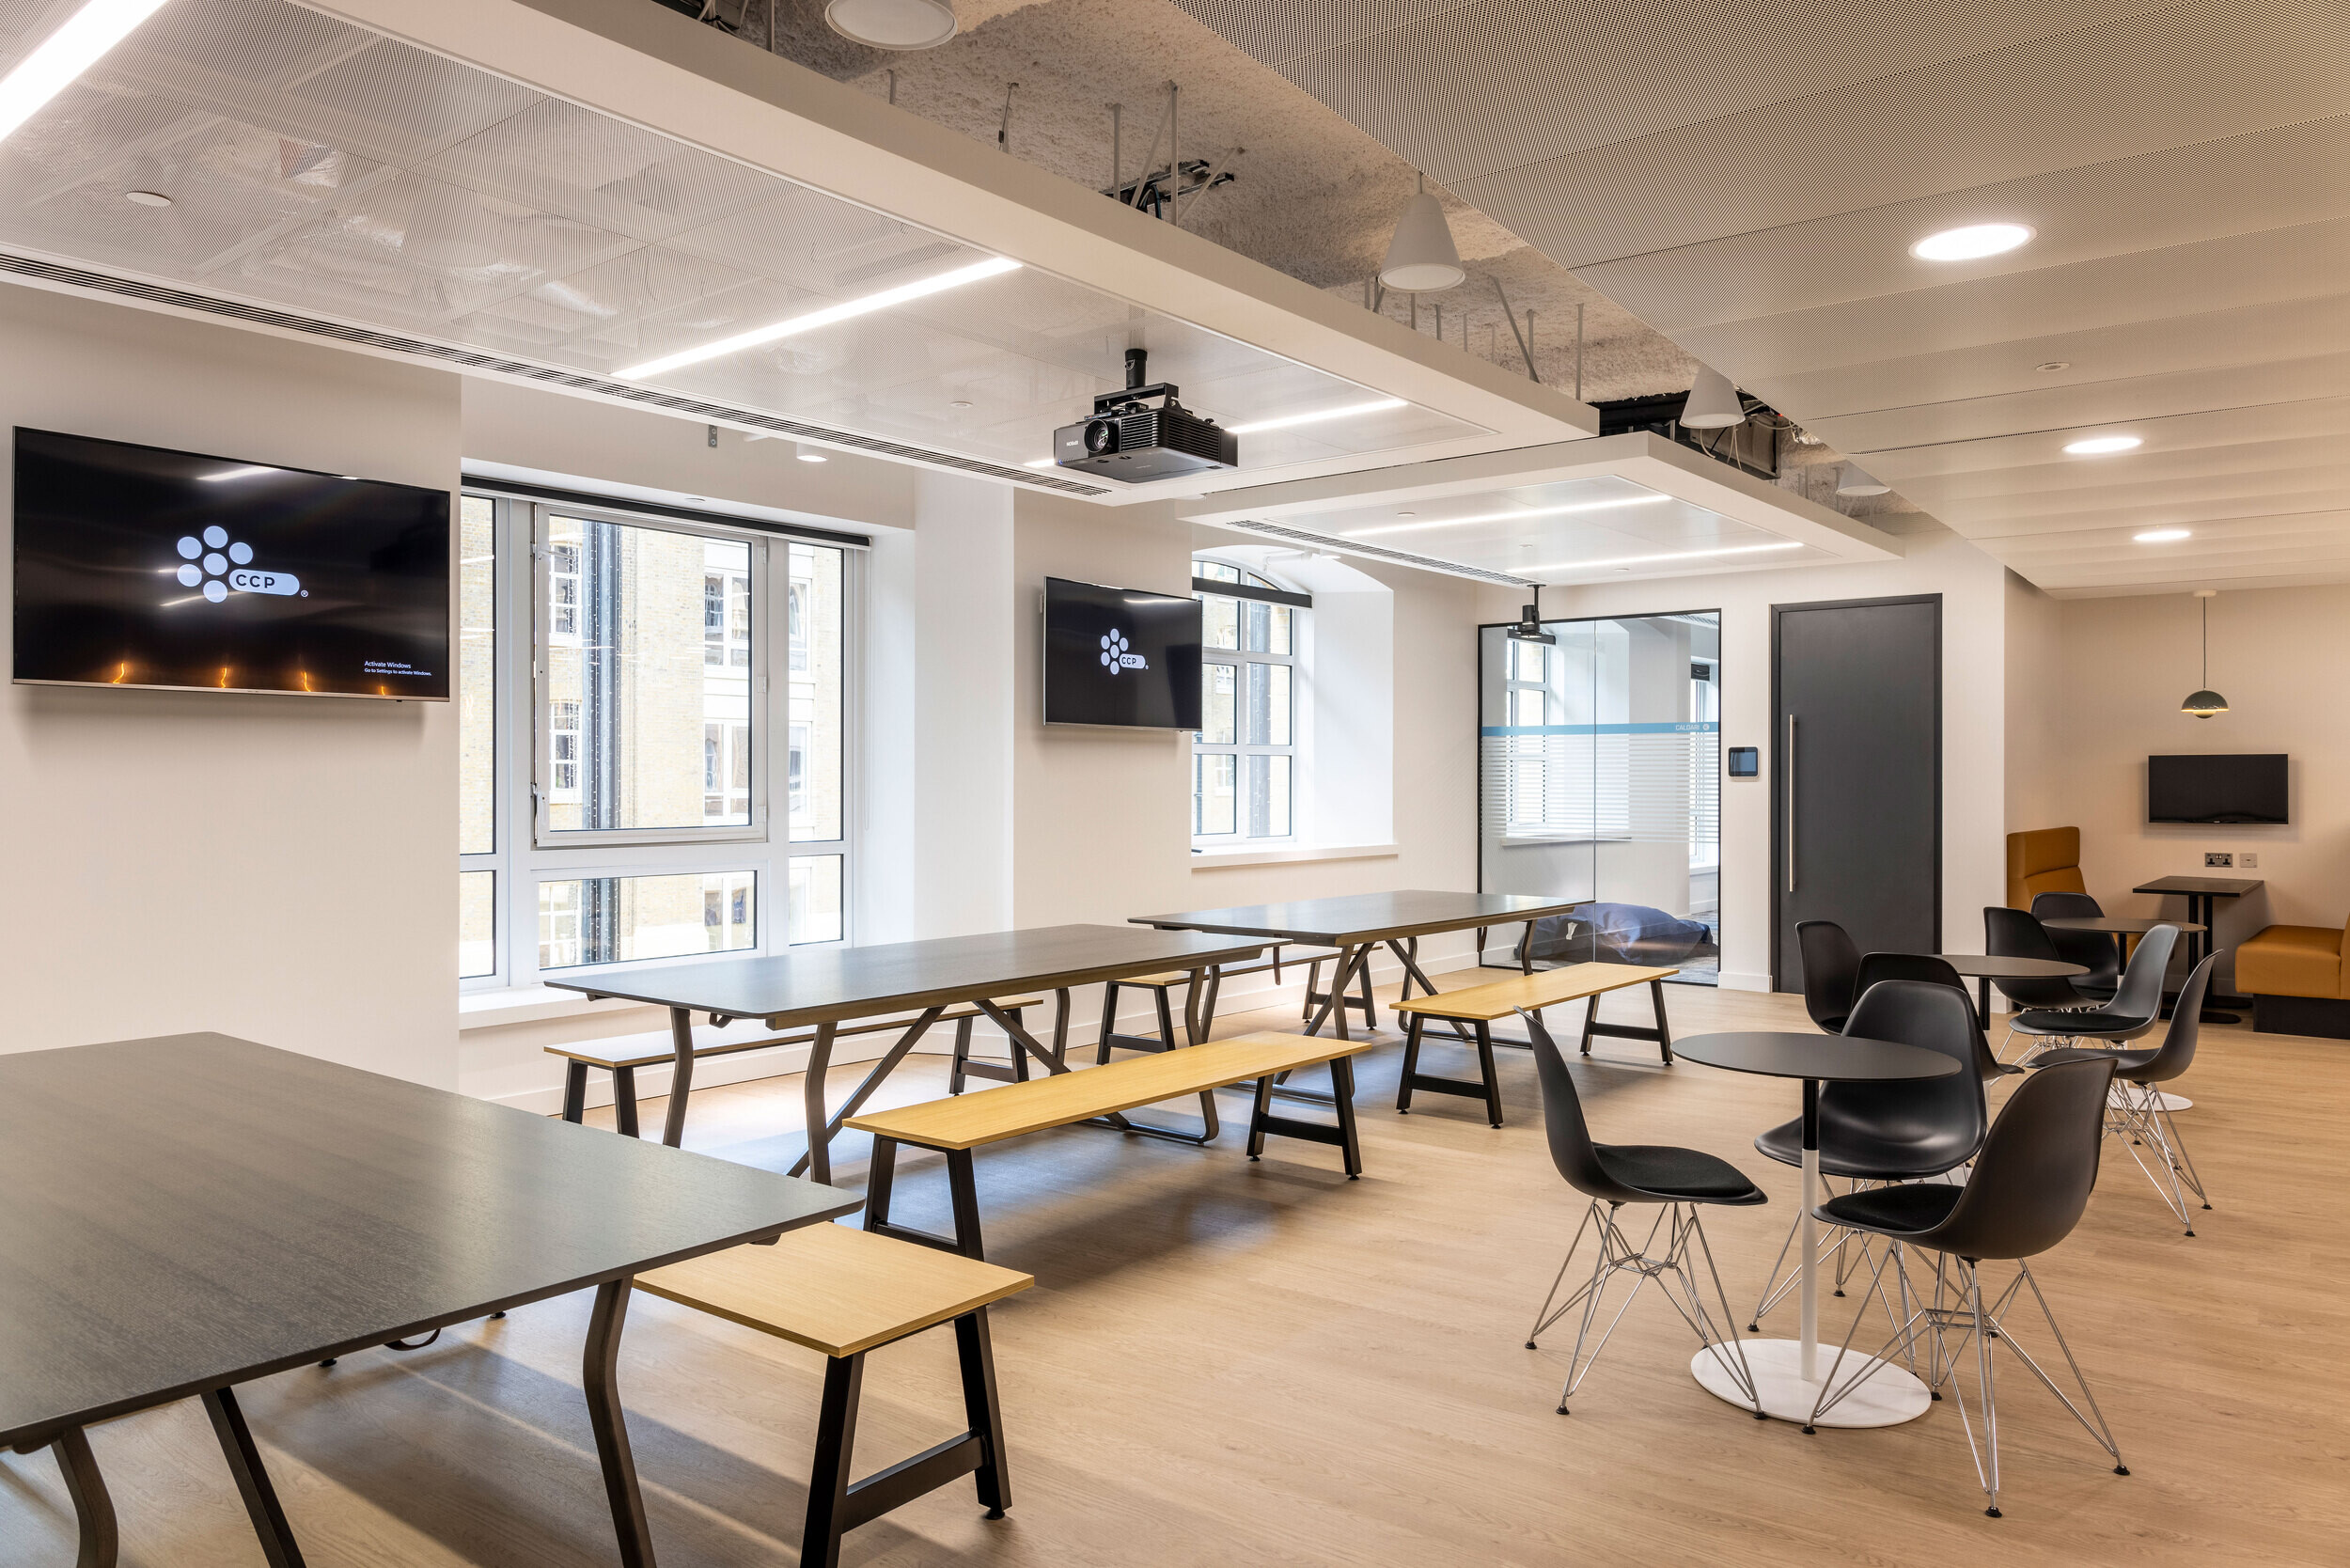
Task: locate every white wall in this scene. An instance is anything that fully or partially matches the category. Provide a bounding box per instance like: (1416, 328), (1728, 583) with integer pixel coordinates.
(2004, 571), (2066, 833)
(1482, 527), (2013, 991)
(0, 286), (460, 1085)
(2049, 583), (2350, 985)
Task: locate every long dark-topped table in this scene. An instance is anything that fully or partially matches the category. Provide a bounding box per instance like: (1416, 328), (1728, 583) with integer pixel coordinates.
(549, 924), (1268, 1181)
(0, 1033), (856, 1568)
(1132, 891), (1587, 1042)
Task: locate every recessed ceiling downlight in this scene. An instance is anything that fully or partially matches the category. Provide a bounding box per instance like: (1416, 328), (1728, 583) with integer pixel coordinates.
(2064, 434), (2142, 455)
(1909, 223), (2034, 261)
(825, 0), (958, 50)
(2135, 528), (2191, 542)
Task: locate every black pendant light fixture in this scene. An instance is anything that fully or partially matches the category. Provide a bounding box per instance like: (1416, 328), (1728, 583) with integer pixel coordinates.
(2181, 588), (2229, 718)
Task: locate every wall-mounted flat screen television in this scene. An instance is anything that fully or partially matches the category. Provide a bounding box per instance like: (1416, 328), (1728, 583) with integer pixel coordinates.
(2148, 753), (2288, 824)
(1042, 575), (1202, 729)
(12, 428), (450, 699)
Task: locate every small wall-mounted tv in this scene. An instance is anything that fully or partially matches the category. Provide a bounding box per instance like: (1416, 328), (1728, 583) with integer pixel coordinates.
(12, 428), (450, 699)
(1042, 575), (1202, 729)
(2148, 753), (2288, 824)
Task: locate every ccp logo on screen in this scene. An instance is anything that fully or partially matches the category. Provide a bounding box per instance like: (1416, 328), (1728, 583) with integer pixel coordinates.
(1099, 629), (1147, 675)
(171, 526), (303, 603)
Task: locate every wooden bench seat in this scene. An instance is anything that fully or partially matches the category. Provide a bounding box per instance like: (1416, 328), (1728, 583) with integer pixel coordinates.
(548, 998), (1040, 1137)
(844, 1031), (1375, 1259)
(1392, 963), (1679, 1125)
(637, 1224), (1031, 1568)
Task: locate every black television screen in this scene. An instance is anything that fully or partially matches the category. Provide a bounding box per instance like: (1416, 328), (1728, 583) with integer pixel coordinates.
(12, 428), (450, 699)
(1042, 575), (1202, 729)
(2148, 753), (2288, 824)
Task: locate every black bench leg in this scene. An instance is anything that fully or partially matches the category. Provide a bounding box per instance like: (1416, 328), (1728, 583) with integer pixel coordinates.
(1355, 957), (1378, 1031)
(1397, 1015), (1423, 1112)
(610, 1065), (641, 1139)
(51, 1426), (117, 1568)
(1477, 1020), (1503, 1128)
(950, 1017), (972, 1093)
(955, 1310), (1011, 1518)
(1579, 995), (1598, 1057)
(1331, 1054), (1363, 1179)
(560, 1060), (588, 1125)
(803, 1352), (866, 1568)
(947, 1149), (986, 1261)
(865, 1137), (900, 1235)
(1010, 1008), (1031, 1081)
(1247, 1075), (1275, 1159)
(203, 1387), (306, 1568)
(1651, 980), (1674, 1065)
(1155, 987), (1178, 1051)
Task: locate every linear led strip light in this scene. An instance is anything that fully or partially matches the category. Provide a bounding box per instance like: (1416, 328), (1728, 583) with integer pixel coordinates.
(0, 0), (176, 143)
(1342, 494), (1673, 539)
(1524, 541), (1803, 572)
(616, 256), (1023, 380)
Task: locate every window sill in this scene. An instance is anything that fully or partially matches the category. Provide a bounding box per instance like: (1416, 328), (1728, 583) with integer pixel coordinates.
(1189, 841), (1400, 870)
(460, 985), (644, 1031)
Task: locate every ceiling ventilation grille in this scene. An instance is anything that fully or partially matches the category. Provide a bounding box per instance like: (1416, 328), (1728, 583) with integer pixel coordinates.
(1221, 518), (1534, 586)
(0, 250), (1111, 497)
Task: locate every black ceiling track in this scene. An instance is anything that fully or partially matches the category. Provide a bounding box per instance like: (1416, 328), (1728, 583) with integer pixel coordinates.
(0, 250), (1112, 498)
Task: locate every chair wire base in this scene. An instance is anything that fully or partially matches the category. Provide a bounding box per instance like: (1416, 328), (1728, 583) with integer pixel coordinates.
(1746, 1177), (1873, 1331)
(1526, 1200), (1760, 1417)
(1812, 1247), (2126, 1516)
(2108, 1077), (2213, 1231)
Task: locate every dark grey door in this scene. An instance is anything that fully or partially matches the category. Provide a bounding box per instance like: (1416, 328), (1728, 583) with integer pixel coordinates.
(1773, 596), (1939, 989)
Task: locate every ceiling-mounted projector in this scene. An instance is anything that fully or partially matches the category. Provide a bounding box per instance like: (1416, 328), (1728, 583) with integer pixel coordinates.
(1054, 350), (1237, 482)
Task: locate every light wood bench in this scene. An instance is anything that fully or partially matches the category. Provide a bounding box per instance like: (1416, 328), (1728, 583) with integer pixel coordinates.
(636, 1224), (1031, 1568)
(1393, 963), (1680, 1125)
(844, 1031), (1376, 1259)
(547, 998), (1040, 1137)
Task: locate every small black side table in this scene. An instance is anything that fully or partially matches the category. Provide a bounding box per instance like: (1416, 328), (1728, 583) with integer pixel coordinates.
(2133, 876), (2261, 1022)
(1935, 953), (2086, 1029)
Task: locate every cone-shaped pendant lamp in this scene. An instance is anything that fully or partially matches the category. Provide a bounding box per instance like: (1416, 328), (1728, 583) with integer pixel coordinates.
(825, 0), (958, 50)
(1379, 174), (1465, 292)
(2182, 589), (2229, 717)
(1681, 365), (1745, 429)
(1835, 463), (1890, 496)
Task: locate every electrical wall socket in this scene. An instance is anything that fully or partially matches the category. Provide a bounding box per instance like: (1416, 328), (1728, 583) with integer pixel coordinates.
(2204, 852), (2233, 868)
(2240, 852), (2259, 869)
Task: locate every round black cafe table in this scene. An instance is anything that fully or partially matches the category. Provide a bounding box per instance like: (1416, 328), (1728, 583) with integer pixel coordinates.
(1672, 1031), (1962, 1428)
(1935, 953), (2085, 1028)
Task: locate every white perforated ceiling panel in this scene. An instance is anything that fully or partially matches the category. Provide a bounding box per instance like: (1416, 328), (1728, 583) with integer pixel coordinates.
(1176, 0), (2350, 592)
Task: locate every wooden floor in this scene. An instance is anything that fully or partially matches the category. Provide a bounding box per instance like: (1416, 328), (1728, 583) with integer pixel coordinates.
(7, 976), (2347, 1566)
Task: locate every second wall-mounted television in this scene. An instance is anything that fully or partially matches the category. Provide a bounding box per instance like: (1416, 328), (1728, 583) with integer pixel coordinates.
(2148, 753), (2288, 824)
(1042, 575), (1202, 729)
(12, 428), (451, 699)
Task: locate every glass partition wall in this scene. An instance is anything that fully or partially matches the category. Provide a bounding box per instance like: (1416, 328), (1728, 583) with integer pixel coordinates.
(1478, 610), (1721, 982)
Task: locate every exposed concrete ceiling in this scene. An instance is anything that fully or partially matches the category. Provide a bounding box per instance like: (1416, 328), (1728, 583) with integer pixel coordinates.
(688, 0), (1919, 526)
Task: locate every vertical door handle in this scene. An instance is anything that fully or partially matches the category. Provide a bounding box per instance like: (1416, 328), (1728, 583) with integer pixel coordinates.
(1785, 713), (1797, 894)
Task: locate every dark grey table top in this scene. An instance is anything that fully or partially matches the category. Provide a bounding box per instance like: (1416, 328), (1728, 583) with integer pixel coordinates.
(1132, 890), (1584, 946)
(2133, 875), (2263, 898)
(0, 1033), (857, 1449)
(2042, 917), (2203, 935)
(1936, 954), (2087, 979)
(549, 924), (1268, 1026)
(1671, 1031), (1964, 1083)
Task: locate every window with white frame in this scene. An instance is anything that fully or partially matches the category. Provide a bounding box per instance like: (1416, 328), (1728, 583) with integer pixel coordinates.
(456, 493), (855, 988)
(1191, 557), (1307, 843)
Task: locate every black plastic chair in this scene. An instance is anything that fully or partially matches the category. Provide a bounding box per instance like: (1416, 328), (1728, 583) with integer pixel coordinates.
(1810, 1056), (2126, 1516)
(1983, 906), (2101, 1014)
(2032, 891), (2122, 1001)
(2031, 952), (2216, 1232)
(1516, 1008), (1764, 1416)
(1747, 979), (1989, 1329)
(2008, 924), (2178, 1057)
(1853, 952), (2017, 1081)
(1797, 920), (1861, 1033)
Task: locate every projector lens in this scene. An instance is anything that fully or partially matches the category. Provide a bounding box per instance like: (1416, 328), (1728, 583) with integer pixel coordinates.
(1083, 418), (1118, 456)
